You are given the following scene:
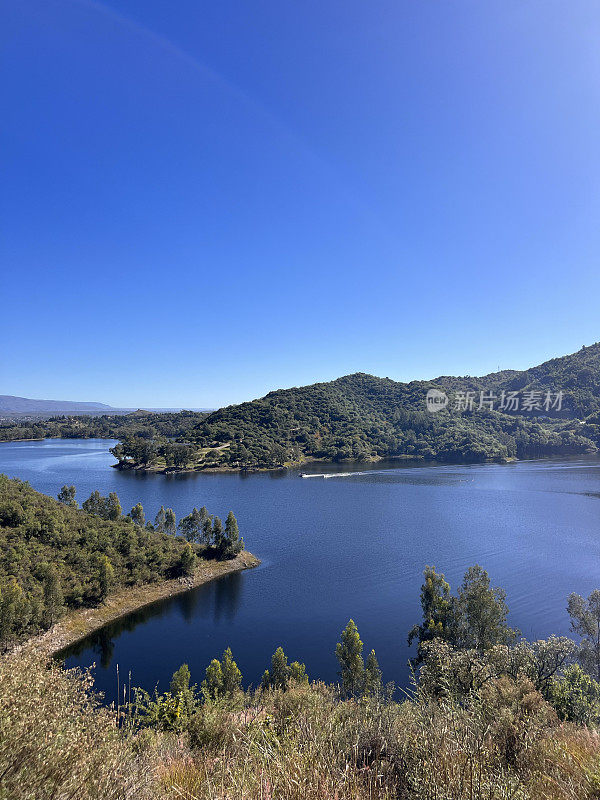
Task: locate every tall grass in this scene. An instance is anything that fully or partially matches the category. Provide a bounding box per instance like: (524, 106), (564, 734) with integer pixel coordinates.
(2, 655), (600, 800)
(0, 651), (152, 800)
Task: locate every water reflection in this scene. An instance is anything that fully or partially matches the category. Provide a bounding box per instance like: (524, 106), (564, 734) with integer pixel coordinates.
(59, 572), (245, 671)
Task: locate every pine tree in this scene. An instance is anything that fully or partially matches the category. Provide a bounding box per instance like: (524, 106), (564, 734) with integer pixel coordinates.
(98, 556), (115, 601)
(364, 649), (382, 695)
(165, 508), (176, 536)
(82, 490), (104, 516)
(269, 647), (289, 690)
(106, 492), (122, 521)
(289, 661), (309, 685)
(155, 506), (167, 533)
(201, 514), (213, 545)
(336, 619), (364, 696)
(179, 543), (196, 577)
(455, 565), (517, 653)
(212, 517), (224, 553)
(170, 663), (191, 695)
(202, 659), (224, 699)
(57, 485), (77, 508)
(408, 565), (454, 660)
(221, 647), (242, 694)
(129, 503), (145, 528)
(179, 507), (204, 542)
(224, 511), (243, 558)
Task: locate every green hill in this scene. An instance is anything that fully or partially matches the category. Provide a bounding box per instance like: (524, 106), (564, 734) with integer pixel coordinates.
(4, 344), (600, 470)
(188, 343), (600, 468)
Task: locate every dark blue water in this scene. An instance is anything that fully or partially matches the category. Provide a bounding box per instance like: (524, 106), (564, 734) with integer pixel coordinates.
(1, 438), (599, 702)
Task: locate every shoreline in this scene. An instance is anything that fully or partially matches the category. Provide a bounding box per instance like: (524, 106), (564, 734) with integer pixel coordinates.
(18, 550), (260, 659)
(112, 453), (517, 475)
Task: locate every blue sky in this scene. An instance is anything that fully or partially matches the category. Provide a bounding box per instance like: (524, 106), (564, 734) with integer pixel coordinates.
(2, 0), (600, 408)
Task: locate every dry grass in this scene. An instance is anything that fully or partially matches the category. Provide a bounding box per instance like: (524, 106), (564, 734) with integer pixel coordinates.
(0, 651), (153, 800)
(2, 655), (600, 800)
(156, 680), (600, 800)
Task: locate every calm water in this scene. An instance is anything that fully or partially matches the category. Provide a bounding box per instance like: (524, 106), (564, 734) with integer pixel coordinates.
(1, 438), (599, 702)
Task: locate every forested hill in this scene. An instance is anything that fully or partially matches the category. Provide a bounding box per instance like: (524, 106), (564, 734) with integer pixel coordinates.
(434, 341), (600, 418)
(188, 345), (600, 468)
(0, 475), (244, 647)
(3, 344), (600, 470)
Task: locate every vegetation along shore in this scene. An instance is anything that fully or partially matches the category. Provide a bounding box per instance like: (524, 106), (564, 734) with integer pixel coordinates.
(0, 475), (256, 653)
(4, 560), (600, 799)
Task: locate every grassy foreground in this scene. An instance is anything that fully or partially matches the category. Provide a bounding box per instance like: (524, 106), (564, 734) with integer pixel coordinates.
(3, 649), (600, 800)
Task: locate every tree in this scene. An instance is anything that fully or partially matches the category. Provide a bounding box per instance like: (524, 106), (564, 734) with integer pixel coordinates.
(82, 490), (104, 517)
(289, 660), (308, 685)
(201, 512), (213, 545)
(550, 664), (600, 725)
(202, 659), (224, 699)
(178, 543), (196, 577)
(57, 485), (77, 508)
(155, 506), (167, 533)
(268, 647), (290, 690)
(179, 507), (204, 542)
(568, 590), (600, 680)
(455, 565), (517, 653)
(212, 517), (224, 552)
(223, 511), (243, 558)
(164, 508), (176, 536)
(170, 663), (191, 696)
(336, 619), (364, 696)
(408, 565), (454, 660)
(98, 556), (115, 601)
(0, 579), (29, 645)
(129, 503), (145, 528)
(105, 492), (122, 521)
(364, 649), (382, 695)
(221, 647), (242, 694)
(503, 635), (577, 696)
(42, 565), (63, 626)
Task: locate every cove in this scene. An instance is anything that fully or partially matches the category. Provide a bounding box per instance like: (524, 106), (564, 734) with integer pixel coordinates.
(1, 438), (599, 704)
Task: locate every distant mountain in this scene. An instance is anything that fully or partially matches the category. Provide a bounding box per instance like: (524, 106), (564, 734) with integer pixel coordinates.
(0, 395), (212, 420)
(0, 395), (126, 419)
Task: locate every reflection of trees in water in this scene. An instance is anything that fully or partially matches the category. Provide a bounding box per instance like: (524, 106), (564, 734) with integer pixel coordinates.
(177, 584), (204, 622)
(214, 572), (242, 621)
(94, 627), (115, 669)
(175, 572), (244, 623)
(59, 572), (246, 670)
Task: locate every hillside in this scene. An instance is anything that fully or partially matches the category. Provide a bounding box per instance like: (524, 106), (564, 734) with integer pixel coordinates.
(435, 341), (600, 417)
(0, 409), (209, 444)
(186, 343), (600, 468)
(3, 344), (600, 470)
(0, 475), (241, 646)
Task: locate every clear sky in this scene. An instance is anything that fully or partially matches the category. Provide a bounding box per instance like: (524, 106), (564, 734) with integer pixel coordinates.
(2, 1), (600, 408)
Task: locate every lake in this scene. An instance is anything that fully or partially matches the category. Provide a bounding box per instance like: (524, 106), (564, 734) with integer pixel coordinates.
(1, 438), (599, 703)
